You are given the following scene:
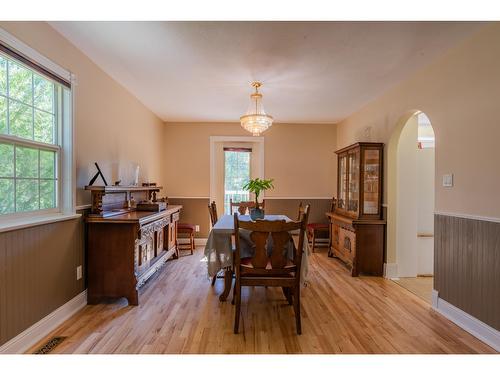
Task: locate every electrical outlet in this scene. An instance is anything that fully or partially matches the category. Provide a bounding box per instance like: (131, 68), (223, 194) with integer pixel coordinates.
(76, 265), (82, 280)
(195, 225), (200, 232)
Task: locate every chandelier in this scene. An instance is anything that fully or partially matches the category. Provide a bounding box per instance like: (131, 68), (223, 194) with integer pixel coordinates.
(240, 81), (273, 136)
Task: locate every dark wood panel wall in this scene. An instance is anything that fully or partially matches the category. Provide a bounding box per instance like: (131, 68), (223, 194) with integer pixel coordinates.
(434, 214), (500, 331)
(265, 199), (332, 224)
(168, 198), (334, 239)
(0, 209), (87, 346)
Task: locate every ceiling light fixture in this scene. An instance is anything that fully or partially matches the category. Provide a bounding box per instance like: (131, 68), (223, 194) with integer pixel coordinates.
(240, 81), (273, 136)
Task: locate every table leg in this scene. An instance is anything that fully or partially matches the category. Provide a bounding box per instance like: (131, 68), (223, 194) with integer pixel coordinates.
(219, 269), (233, 301)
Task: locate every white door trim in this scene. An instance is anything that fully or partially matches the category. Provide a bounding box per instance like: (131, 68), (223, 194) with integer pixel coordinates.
(209, 135), (265, 205)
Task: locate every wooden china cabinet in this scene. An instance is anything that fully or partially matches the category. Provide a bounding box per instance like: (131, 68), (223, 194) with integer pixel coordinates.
(327, 142), (386, 276)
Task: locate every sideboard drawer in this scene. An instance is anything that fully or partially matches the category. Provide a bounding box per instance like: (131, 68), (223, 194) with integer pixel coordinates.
(139, 218), (169, 239)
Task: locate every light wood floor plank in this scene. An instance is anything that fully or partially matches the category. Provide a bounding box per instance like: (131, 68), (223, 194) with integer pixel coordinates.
(28, 248), (496, 354)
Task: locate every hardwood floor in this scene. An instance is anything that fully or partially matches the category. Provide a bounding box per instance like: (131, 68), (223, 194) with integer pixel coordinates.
(392, 277), (434, 304)
(28, 247), (496, 354)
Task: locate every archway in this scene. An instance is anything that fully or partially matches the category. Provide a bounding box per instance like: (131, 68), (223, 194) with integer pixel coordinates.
(386, 110), (436, 301)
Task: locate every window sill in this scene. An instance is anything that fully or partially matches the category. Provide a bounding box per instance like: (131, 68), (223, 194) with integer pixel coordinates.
(0, 212), (82, 233)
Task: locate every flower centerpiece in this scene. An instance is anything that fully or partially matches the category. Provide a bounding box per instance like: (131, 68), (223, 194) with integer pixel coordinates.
(242, 178), (274, 220)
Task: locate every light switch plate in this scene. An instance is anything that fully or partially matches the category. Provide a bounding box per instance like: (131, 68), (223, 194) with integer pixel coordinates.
(76, 265), (82, 280)
(442, 174), (453, 187)
(195, 225), (200, 232)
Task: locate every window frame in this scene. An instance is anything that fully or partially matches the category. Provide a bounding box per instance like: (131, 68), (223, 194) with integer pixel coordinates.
(0, 133), (61, 216)
(223, 148), (252, 214)
(0, 27), (76, 231)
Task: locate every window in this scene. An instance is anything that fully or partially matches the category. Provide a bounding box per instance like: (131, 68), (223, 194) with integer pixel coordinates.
(0, 36), (73, 221)
(224, 148), (251, 214)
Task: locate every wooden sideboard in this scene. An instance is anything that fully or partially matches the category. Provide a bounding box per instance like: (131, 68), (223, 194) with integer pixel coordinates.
(85, 185), (181, 305)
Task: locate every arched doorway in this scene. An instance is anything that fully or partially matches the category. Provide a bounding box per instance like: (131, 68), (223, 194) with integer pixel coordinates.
(386, 111), (435, 302)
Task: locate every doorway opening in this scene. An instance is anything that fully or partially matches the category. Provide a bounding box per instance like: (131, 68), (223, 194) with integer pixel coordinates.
(388, 111), (435, 304)
(209, 136), (264, 222)
(223, 147), (251, 214)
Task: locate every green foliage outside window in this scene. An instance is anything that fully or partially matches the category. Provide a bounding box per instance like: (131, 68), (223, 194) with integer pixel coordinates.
(0, 54), (58, 215)
(224, 151), (251, 214)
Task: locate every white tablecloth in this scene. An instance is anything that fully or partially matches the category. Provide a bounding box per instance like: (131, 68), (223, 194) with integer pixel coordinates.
(204, 214), (310, 282)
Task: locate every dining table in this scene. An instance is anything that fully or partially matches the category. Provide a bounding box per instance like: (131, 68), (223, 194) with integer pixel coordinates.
(204, 214), (310, 301)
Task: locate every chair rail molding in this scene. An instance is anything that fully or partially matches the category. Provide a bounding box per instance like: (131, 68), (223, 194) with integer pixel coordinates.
(434, 211), (500, 224)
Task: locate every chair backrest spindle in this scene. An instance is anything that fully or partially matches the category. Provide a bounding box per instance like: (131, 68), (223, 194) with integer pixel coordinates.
(230, 199), (265, 215)
(208, 201), (218, 226)
(234, 204), (309, 273)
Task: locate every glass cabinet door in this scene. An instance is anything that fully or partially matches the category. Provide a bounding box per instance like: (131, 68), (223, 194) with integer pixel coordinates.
(338, 154), (348, 210)
(347, 150), (359, 216)
(363, 148), (380, 215)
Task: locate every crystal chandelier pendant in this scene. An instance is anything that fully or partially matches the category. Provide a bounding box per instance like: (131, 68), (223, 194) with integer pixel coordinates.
(240, 82), (273, 136)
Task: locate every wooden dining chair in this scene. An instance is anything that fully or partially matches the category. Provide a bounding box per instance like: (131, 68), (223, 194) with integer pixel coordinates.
(232, 206), (309, 335)
(208, 201), (222, 286)
(208, 201), (218, 226)
(304, 197), (336, 252)
(176, 198), (197, 257)
(229, 199), (265, 215)
(297, 201), (309, 221)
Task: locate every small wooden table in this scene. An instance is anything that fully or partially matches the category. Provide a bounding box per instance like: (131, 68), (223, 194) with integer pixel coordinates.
(204, 214), (309, 301)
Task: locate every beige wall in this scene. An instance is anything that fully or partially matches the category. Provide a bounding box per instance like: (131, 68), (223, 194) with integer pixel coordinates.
(336, 23), (500, 219)
(0, 22), (166, 206)
(163, 122), (337, 198)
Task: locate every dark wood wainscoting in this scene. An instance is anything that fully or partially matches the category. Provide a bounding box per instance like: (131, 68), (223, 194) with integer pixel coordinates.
(434, 214), (500, 331)
(0, 210), (87, 346)
(167, 198), (333, 239)
(265, 198), (332, 224)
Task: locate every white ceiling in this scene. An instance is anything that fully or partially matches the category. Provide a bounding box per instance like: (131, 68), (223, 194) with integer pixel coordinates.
(50, 21), (483, 123)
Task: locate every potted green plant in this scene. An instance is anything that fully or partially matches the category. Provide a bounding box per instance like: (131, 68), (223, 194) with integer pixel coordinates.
(242, 178), (274, 220)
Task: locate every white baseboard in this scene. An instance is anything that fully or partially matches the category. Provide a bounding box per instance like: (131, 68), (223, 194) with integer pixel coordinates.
(384, 262), (399, 279)
(432, 289), (439, 308)
(177, 238), (207, 246)
(194, 238), (207, 246)
(0, 290), (87, 354)
(432, 289), (500, 352)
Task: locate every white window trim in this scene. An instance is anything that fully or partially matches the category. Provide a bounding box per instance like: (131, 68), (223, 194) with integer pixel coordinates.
(0, 27), (77, 232)
(209, 136), (265, 204)
(0, 28), (71, 83)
